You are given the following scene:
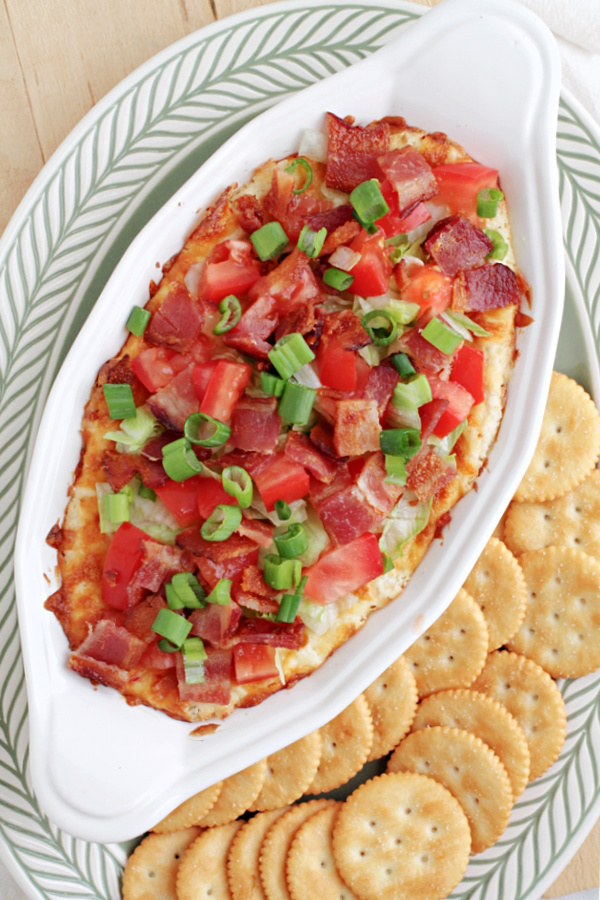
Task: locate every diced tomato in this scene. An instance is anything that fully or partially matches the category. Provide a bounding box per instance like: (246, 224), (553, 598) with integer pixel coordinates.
(432, 163), (499, 218)
(233, 643), (279, 684)
(199, 360), (252, 422)
(395, 261), (453, 315)
(377, 181), (431, 237)
(450, 344), (485, 405)
(198, 240), (261, 304)
(131, 347), (177, 393)
(101, 522), (147, 611)
(347, 233), (392, 297)
(428, 375), (475, 438)
(253, 453), (310, 511)
(191, 360), (218, 403)
(316, 334), (358, 392)
(197, 476), (238, 520)
(154, 476), (203, 527)
(303, 532), (384, 604)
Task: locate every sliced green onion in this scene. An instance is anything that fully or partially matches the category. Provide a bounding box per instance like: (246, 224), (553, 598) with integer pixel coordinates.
(138, 484), (157, 501)
(276, 592), (302, 623)
(443, 310), (490, 338)
(384, 454), (408, 486)
(323, 267), (354, 292)
(251, 221), (289, 261)
(171, 572), (207, 609)
(268, 333), (315, 380)
(350, 179), (389, 228)
(278, 381), (316, 425)
(151, 608), (192, 648)
(297, 224), (327, 258)
(206, 578), (232, 605)
(184, 413), (231, 448)
(103, 383), (136, 420)
(162, 437), (204, 481)
(361, 310), (397, 347)
(386, 299), (420, 326)
(166, 582), (185, 610)
(391, 352), (417, 378)
(222, 466), (253, 508)
(275, 500), (292, 521)
(421, 317), (463, 355)
(274, 523), (308, 559)
(477, 187), (504, 218)
(182, 636), (207, 684)
(392, 374), (432, 411)
(201, 504), (243, 542)
(285, 157), (313, 194)
(103, 491), (130, 526)
(126, 306), (151, 337)
(213, 295), (242, 335)
(157, 638), (181, 653)
(381, 552), (395, 574)
(380, 427), (421, 460)
(387, 237), (411, 265)
(104, 405), (161, 454)
(484, 229), (509, 261)
(260, 372), (285, 397)
(263, 554), (302, 591)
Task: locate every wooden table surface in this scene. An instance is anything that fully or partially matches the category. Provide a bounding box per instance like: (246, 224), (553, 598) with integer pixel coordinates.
(1, 0), (599, 896)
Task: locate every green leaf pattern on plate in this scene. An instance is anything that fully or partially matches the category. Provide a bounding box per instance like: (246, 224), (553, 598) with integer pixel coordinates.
(0, 3), (599, 898)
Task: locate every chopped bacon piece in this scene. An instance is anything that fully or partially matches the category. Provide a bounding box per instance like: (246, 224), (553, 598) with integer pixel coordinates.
(317, 483), (382, 545)
(124, 594), (168, 644)
(234, 593), (279, 615)
(406, 446), (456, 502)
(222, 293), (278, 360)
(102, 449), (139, 492)
(249, 247), (323, 313)
(233, 618), (305, 649)
(321, 220), (362, 257)
(363, 365), (399, 420)
(356, 451), (403, 515)
(176, 646), (232, 705)
(309, 464), (353, 508)
(284, 430), (338, 484)
(263, 167), (331, 242)
(193, 534), (260, 590)
(326, 113), (390, 193)
(237, 515), (275, 548)
(136, 454), (169, 489)
(141, 431), (181, 461)
(71, 619), (146, 671)
(309, 422), (347, 460)
(399, 328), (450, 378)
(217, 450), (271, 478)
(322, 309), (371, 351)
(333, 399), (381, 456)
(274, 301), (321, 342)
(189, 600), (242, 646)
(139, 639), (177, 670)
(126, 539), (193, 608)
(146, 284), (204, 352)
(452, 262), (520, 312)
(230, 396), (281, 453)
(424, 216), (494, 277)
(306, 203), (355, 232)
(147, 364), (199, 431)
(237, 565), (279, 600)
(377, 147), (437, 214)
(234, 194), (266, 234)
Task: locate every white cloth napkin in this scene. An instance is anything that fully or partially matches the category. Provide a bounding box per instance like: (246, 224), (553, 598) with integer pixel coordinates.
(1, 2), (599, 899)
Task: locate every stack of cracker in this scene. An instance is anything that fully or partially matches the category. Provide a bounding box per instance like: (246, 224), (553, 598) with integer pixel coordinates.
(121, 371), (600, 900)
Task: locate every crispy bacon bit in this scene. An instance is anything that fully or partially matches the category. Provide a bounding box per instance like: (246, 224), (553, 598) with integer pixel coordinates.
(263, 167), (330, 243)
(102, 450), (139, 492)
(326, 113), (390, 193)
(274, 301), (320, 342)
(233, 618), (305, 649)
(189, 601), (242, 646)
(317, 483), (382, 546)
(136, 454), (169, 489)
(321, 220), (362, 257)
(424, 216), (494, 277)
(146, 284), (204, 352)
(406, 447), (456, 502)
(176, 646), (232, 705)
(230, 396), (281, 453)
(356, 451), (403, 515)
(333, 399), (381, 456)
(378, 147), (437, 214)
(309, 422), (347, 461)
(222, 293), (278, 360)
(322, 309), (372, 351)
(363, 365), (399, 419)
(400, 328), (450, 378)
(234, 194), (266, 234)
(249, 247), (323, 311)
(237, 515), (275, 548)
(306, 203), (355, 233)
(71, 619), (146, 671)
(126, 540), (193, 609)
(141, 432), (180, 460)
(452, 263), (520, 312)
(125, 594), (168, 644)
(283, 430), (338, 484)
(238, 565), (279, 601)
(46, 523), (63, 549)
(147, 365), (199, 431)
(193, 535), (260, 590)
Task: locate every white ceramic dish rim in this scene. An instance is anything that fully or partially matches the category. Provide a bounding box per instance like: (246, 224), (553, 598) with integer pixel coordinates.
(14, 0), (564, 843)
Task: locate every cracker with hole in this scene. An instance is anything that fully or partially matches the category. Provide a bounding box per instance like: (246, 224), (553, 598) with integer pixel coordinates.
(122, 827), (201, 900)
(332, 772), (471, 900)
(462, 537), (527, 650)
(363, 656), (418, 761)
(249, 731), (322, 812)
(227, 807), (290, 900)
(403, 588), (489, 697)
(259, 799), (335, 900)
(307, 695), (373, 794)
(471, 649), (566, 780)
(505, 468), (600, 558)
(387, 725), (513, 854)
(176, 820), (243, 900)
(198, 758), (267, 827)
(412, 688), (530, 800)
(507, 545), (600, 678)
(514, 371), (600, 503)
(287, 803), (359, 900)
(152, 781), (222, 832)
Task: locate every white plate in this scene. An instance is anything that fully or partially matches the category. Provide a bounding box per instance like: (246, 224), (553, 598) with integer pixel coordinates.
(13, 0), (564, 844)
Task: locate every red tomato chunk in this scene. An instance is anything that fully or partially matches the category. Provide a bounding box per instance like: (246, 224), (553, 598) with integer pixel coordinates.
(303, 533), (384, 605)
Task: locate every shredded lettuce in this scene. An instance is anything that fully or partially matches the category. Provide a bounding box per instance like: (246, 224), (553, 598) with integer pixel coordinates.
(248, 495), (308, 527)
(297, 505), (331, 566)
(274, 648), (286, 685)
(97, 478), (181, 543)
(104, 405), (162, 454)
(298, 599), (338, 635)
(378, 491), (431, 560)
(428, 419), (468, 457)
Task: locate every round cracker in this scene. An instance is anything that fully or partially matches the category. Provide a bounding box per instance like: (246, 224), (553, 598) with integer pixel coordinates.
(363, 656), (418, 761)
(259, 799), (335, 900)
(462, 537), (527, 650)
(403, 588), (489, 698)
(471, 649), (566, 780)
(507, 545), (600, 678)
(198, 758), (267, 827)
(153, 782), (222, 832)
(249, 730), (322, 812)
(332, 772), (471, 900)
(387, 725), (513, 854)
(227, 807), (290, 900)
(307, 695), (373, 794)
(287, 803), (359, 900)
(122, 827), (201, 900)
(176, 820), (243, 900)
(505, 469), (600, 559)
(412, 688), (530, 800)
(513, 371), (600, 503)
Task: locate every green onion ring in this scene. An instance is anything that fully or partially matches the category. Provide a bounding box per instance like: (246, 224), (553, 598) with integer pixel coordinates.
(222, 466), (253, 508)
(361, 309), (398, 347)
(274, 523), (308, 559)
(201, 504), (243, 542)
(285, 157), (313, 194)
(184, 412), (231, 448)
(213, 294), (242, 335)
